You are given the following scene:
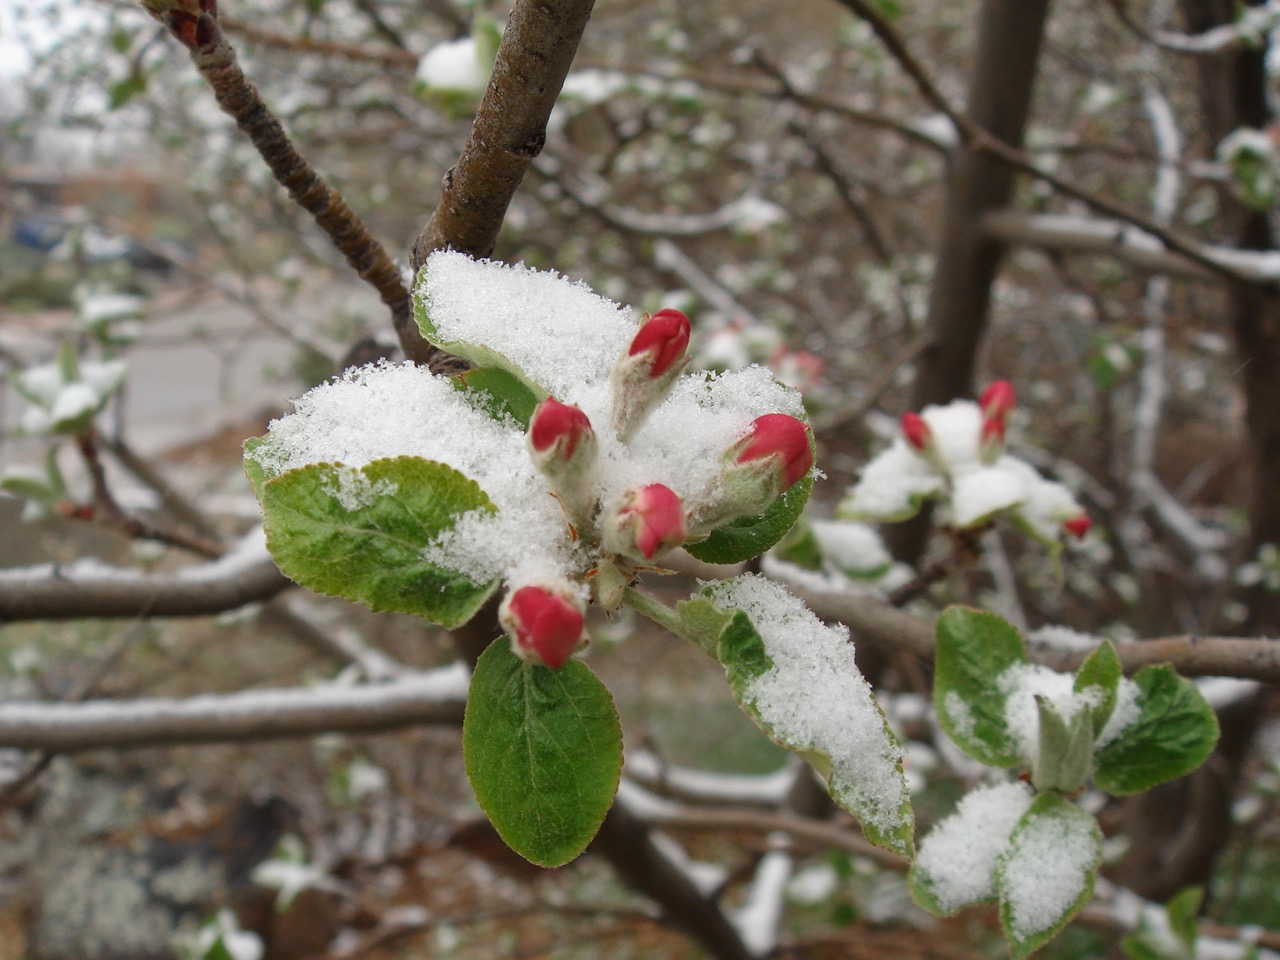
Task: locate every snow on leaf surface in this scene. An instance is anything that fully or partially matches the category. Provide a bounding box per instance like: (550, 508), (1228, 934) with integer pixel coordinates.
(909, 781), (1033, 914)
(996, 792), (1102, 958)
(703, 574), (914, 856)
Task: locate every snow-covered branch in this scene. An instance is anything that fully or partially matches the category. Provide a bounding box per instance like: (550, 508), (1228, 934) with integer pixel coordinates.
(982, 210), (1280, 283)
(0, 544), (291, 622)
(0, 665), (470, 751)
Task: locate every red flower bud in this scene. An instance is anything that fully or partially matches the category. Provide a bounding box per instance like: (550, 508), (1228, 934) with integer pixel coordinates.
(736, 414), (813, 492)
(979, 380), (1016, 422)
(606, 483), (687, 560)
(1062, 514), (1092, 539)
(628, 309), (691, 379)
(901, 411), (932, 452)
(530, 397), (593, 460)
(500, 585), (586, 670)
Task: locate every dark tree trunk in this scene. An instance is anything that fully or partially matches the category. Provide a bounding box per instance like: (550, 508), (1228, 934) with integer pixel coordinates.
(889, 0), (1052, 563)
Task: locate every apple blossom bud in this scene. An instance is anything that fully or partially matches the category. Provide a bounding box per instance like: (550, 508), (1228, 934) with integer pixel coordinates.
(529, 397), (594, 464)
(692, 414), (814, 533)
(1062, 514), (1092, 539)
(736, 414), (814, 491)
(528, 397), (598, 528)
(979, 380), (1016, 423)
(901, 412), (932, 452)
(499, 584), (587, 670)
(979, 415), (1006, 464)
(611, 310), (692, 442)
(628, 309), (691, 378)
(604, 483), (688, 561)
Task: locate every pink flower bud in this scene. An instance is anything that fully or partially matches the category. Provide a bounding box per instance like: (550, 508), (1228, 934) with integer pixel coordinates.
(530, 397), (593, 461)
(628, 309), (691, 379)
(500, 584), (586, 670)
(1062, 514), (1092, 539)
(736, 414), (814, 491)
(901, 412), (932, 452)
(979, 380), (1016, 423)
(605, 483), (688, 561)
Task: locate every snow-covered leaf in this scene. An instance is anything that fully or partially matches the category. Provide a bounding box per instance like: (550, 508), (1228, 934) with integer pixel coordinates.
(697, 575), (914, 856)
(685, 474), (812, 565)
(933, 606), (1027, 767)
(1074, 640), (1122, 733)
(995, 792), (1102, 960)
(909, 781), (1033, 914)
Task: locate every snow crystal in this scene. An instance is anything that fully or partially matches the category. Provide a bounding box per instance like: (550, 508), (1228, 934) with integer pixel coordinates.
(702, 575), (908, 839)
(418, 250), (638, 397)
(913, 781), (1033, 912)
(999, 807), (1097, 938)
(942, 690), (976, 740)
(322, 466), (398, 512)
(951, 464), (1027, 527)
(1096, 676), (1141, 747)
(998, 663), (1102, 764)
(921, 400), (982, 471)
(811, 519), (891, 576)
(416, 37), (486, 93)
(840, 440), (944, 519)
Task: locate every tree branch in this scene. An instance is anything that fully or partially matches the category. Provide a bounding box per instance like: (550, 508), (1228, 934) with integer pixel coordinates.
(409, 0), (597, 267)
(0, 666), (468, 751)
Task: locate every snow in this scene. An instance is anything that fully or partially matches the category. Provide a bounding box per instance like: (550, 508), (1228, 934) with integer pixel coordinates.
(1026, 625), (1101, 654)
(1096, 677), (1141, 747)
(811, 519), (891, 576)
(839, 440), (944, 519)
(942, 690), (976, 740)
(322, 466), (398, 512)
(913, 781), (1033, 912)
(951, 464), (1027, 527)
(998, 806), (1097, 938)
(702, 575), (908, 842)
(416, 37), (487, 93)
(997, 663), (1100, 764)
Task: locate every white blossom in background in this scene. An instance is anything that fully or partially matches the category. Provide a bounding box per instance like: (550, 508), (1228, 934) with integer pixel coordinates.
(415, 18), (501, 98)
(251, 835), (330, 911)
(173, 909), (263, 960)
(75, 284), (147, 342)
(1217, 126), (1280, 211)
(839, 381), (1091, 548)
(13, 343), (126, 436)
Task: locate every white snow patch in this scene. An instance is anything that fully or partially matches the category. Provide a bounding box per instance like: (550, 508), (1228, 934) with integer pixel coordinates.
(997, 663), (1101, 764)
(1096, 676), (1141, 747)
(702, 575), (908, 841)
(323, 466), (398, 512)
(998, 806), (1097, 938)
(913, 781), (1033, 912)
(942, 690), (977, 740)
(416, 37), (487, 93)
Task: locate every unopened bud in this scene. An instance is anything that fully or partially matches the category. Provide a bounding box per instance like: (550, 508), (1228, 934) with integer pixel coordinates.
(1062, 514), (1092, 539)
(979, 380), (1016, 423)
(499, 583), (587, 670)
(692, 414), (814, 533)
(901, 411), (932, 452)
(610, 309), (692, 441)
(528, 397), (598, 528)
(604, 483), (687, 561)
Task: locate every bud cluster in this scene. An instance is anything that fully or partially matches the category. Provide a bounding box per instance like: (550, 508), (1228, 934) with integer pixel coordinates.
(501, 309), (813, 669)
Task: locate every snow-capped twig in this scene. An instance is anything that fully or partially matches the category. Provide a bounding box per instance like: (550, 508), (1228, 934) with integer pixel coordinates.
(0, 665), (470, 751)
(652, 239), (764, 327)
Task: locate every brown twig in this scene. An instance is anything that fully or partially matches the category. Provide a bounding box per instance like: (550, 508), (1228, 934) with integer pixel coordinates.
(148, 0), (431, 363)
(219, 15), (417, 67)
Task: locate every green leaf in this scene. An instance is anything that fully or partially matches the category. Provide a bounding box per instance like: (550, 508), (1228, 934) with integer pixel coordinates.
(1032, 696), (1094, 793)
(1093, 665), (1220, 796)
(1074, 640), (1121, 733)
(701, 579), (914, 856)
(463, 639), (623, 867)
(1166, 886), (1204, 952)
(243, 435), (272, 499)
(685, 475), (813, 565)
(108, 72), (147, 111)
(933, 607), (1028, 767)
(1120, 934), (1170, 960)
(260, 457), (499, 627)
(771, 516), (823, 571)
(452, 367), (540, 428)
(996, 793), (1102, 960)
